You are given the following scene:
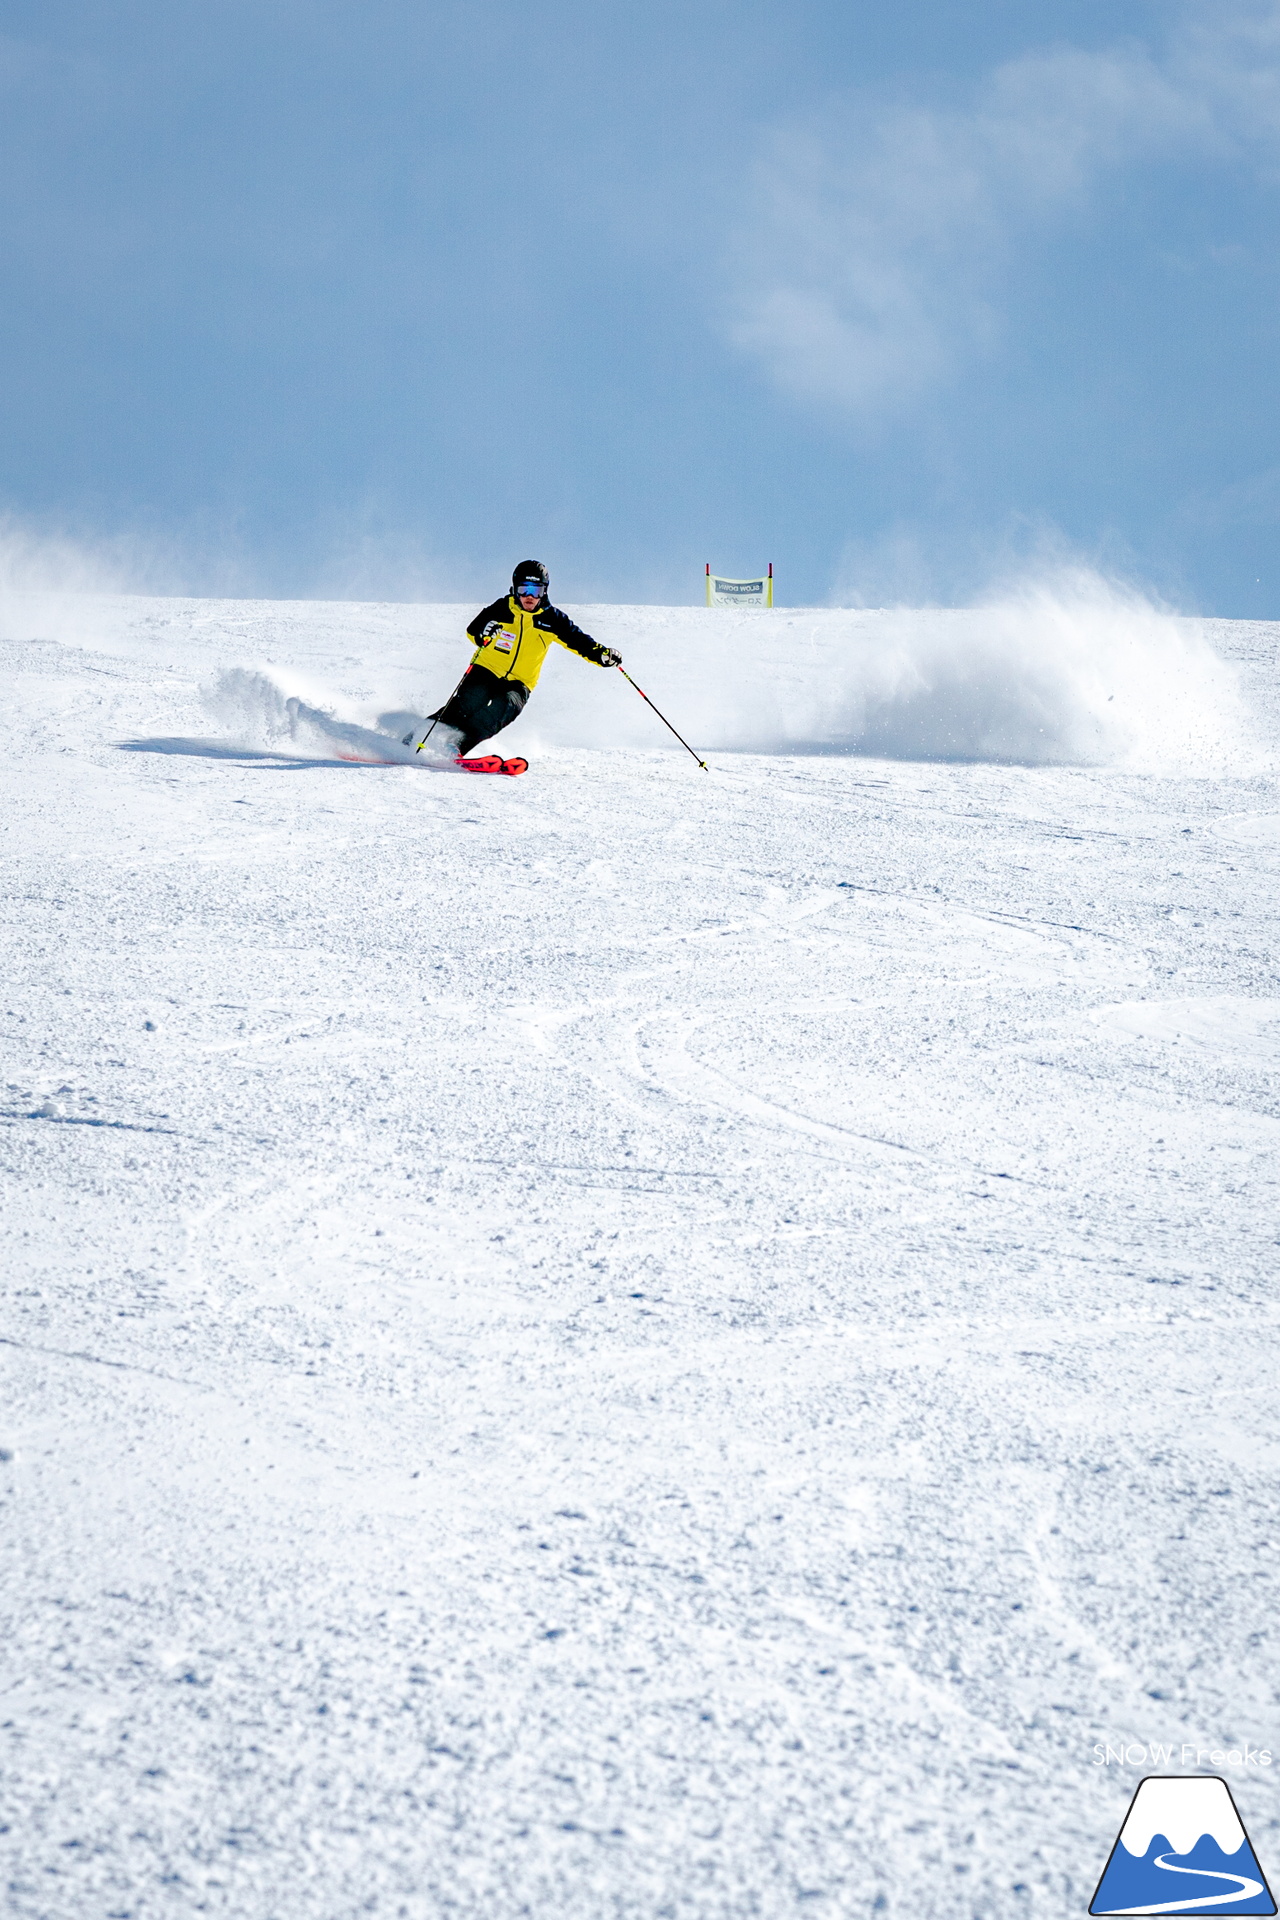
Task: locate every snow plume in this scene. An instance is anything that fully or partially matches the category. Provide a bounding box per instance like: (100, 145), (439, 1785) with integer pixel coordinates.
(203, 668), (453, 765)
(534, 571), (1246, 771)
(0, 519), (134, 646)
(0, 517), (218, 650)
(0, 519), (130, 597)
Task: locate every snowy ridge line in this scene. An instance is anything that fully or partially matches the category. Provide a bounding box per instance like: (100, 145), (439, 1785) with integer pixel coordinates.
(450, 1313), (1280, 1405)
(836, 881), (1132, 946)
(569, 1005), (984, 1175)
(190, 569), (1251, 770)
(632, 1035), (924, 1161)
(640, 886), (848, 950)
(1, 1110), (181, 1135)
(465, 1152), (722, 1184)
(1092, 997), (1280, 1063)
(0, 1333), (213, 1393)
(504, 986), (934, 1167)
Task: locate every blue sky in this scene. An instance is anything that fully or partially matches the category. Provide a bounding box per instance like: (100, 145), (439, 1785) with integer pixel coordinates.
(2, 0), (1279, 611)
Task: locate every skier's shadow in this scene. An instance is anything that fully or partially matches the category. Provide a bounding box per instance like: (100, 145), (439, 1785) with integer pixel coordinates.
(117, 737), (374, 769)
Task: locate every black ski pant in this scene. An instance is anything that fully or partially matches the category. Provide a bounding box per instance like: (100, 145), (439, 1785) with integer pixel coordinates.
(430, 664), (529, 755)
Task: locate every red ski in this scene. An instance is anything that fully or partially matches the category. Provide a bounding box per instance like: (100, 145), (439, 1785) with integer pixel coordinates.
(334, 748), (528, 775)
(457, 756), (527, 776)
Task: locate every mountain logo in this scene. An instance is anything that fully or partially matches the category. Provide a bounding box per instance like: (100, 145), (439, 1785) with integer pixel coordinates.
(1091, 1775), (1276, 1915)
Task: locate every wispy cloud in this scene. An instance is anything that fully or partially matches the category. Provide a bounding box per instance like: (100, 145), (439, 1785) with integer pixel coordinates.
(728, 2), (1280, 416)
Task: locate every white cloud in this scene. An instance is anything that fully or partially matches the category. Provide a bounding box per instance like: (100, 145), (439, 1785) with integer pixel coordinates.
(728, 2), (1280, 415)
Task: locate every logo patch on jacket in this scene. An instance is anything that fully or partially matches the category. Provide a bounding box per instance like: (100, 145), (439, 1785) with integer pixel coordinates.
(492, 632), (515, 653)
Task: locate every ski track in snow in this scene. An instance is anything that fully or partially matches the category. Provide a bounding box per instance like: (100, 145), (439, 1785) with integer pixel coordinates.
(2, 593), (1280, 1918)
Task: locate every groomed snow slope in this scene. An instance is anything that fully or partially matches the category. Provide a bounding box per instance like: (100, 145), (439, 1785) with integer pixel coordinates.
(2, 589), (1279, 1918)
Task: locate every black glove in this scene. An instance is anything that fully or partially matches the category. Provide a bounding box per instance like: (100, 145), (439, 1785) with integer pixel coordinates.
(478, 621), (503, 647)
(598, 647), (622, 669)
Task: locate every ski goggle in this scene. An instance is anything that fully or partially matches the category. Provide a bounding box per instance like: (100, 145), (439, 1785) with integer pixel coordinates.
(517, 580), (544, 597)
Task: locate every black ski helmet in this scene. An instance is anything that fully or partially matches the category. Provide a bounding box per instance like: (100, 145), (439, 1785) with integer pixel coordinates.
(512, 559), (549, 601)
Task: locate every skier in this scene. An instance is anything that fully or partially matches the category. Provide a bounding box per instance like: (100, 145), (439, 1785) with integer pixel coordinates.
(411, 560), (621, 758)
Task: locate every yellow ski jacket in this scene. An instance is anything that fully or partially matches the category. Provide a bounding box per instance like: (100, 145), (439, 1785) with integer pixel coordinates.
(466, 595), (610, 691)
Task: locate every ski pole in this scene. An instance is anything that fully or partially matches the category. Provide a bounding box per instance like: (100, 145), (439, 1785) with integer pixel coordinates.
(616, 665), (708, 771)
(415, 668), (470, 752)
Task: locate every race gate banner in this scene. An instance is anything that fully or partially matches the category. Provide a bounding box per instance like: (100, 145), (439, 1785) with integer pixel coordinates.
(706, 564), (773, 609)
